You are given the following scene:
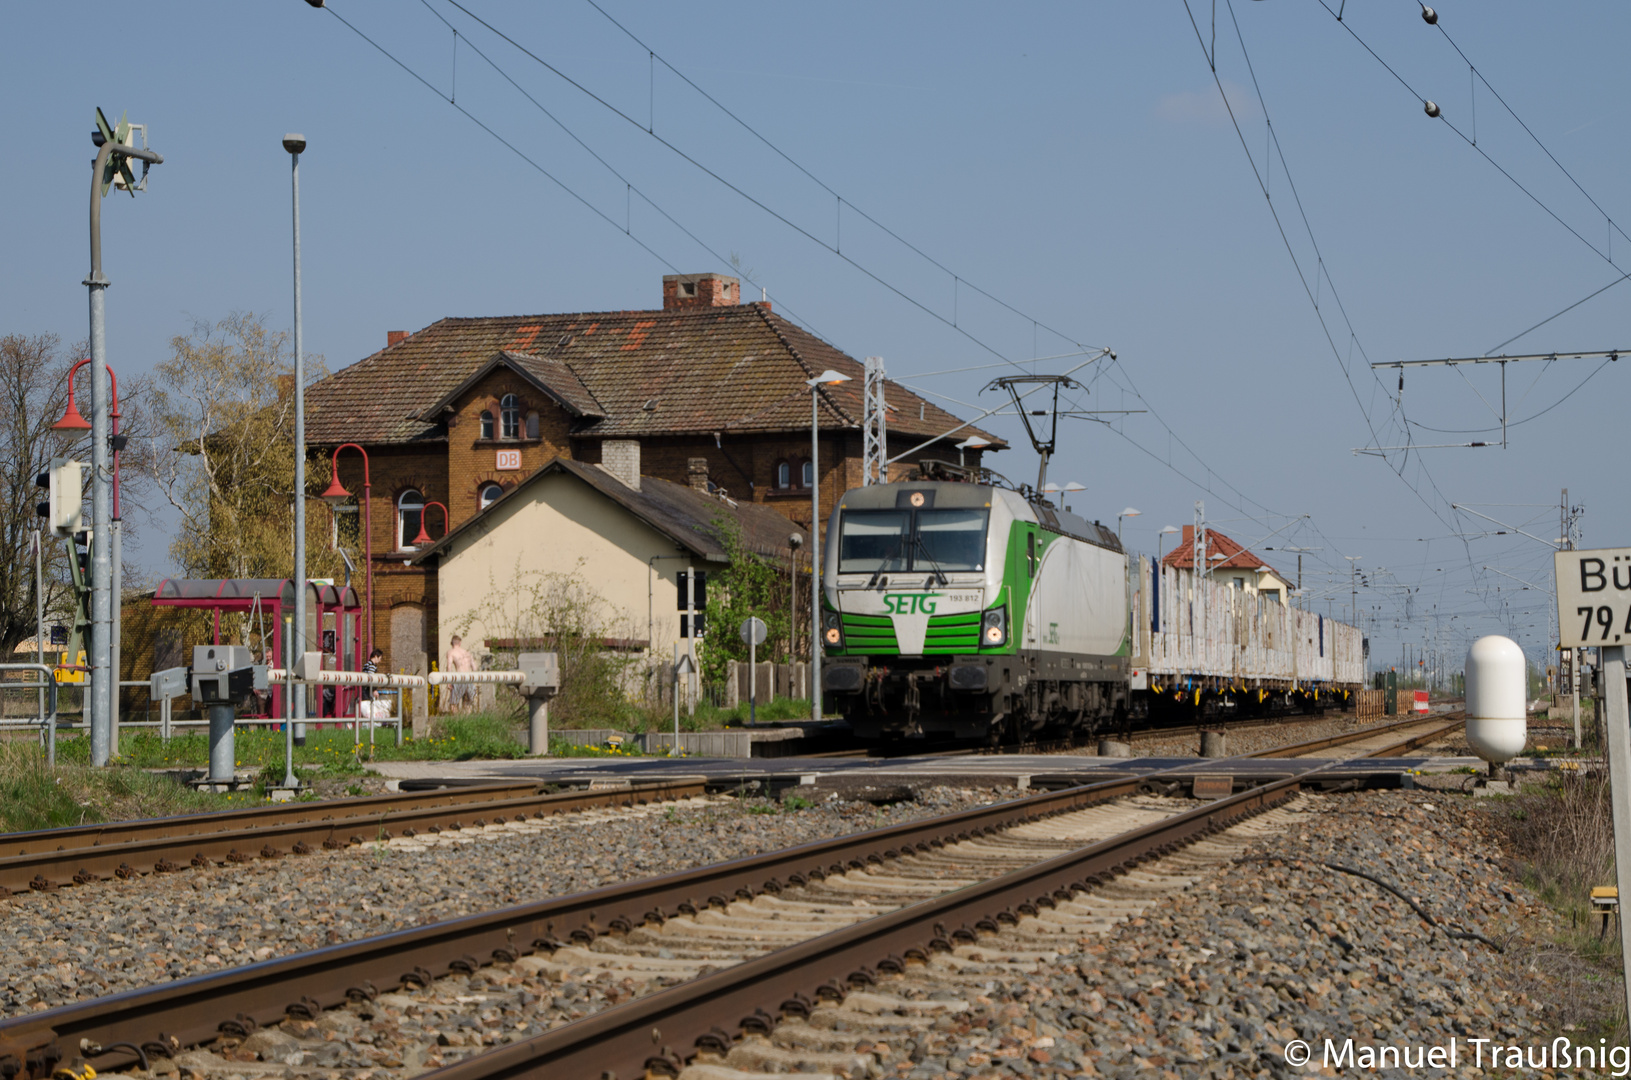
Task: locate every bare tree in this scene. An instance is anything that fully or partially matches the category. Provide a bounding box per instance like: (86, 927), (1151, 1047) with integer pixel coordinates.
(0, 335), (85, 652)
(150, 312), (339, 588)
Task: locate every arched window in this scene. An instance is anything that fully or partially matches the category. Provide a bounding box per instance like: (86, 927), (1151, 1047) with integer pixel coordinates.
(478, 482), (503, 510)
(397, 488), (425, 550)
(479, 410), (494, 440)
(776, 461), (791, 489)
(500, 394), (521, 440)
(801, 459), (814, 489)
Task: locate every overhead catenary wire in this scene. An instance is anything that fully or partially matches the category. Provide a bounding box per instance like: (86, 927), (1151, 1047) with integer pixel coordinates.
(1179, 0), (1499, 627)
(433, 0), (1102, 375)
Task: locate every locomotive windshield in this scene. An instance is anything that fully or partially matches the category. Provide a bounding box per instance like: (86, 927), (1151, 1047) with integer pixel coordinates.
(915, 509), (987, 571)
(837, 508), (988, 574)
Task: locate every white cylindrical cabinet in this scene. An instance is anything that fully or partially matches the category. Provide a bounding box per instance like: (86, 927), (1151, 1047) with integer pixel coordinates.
(1464, 635), (1527, 764)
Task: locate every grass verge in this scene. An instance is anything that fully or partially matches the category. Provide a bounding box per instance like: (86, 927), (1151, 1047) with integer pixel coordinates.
(1498, 770), (1627, 1040)
(0, 738), (236, 831)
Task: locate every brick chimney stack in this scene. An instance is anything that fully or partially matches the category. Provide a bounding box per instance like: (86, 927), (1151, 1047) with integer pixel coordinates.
(663, 273), (740, 310)
(387, 330), (408, 347)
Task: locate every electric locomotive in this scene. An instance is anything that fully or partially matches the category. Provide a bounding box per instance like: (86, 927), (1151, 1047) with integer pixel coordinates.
(819, 479), (1129, 741)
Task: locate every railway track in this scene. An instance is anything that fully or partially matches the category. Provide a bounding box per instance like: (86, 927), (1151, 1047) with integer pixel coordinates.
(0, 779), (705, 898)
(0, 718), (1457, 1080)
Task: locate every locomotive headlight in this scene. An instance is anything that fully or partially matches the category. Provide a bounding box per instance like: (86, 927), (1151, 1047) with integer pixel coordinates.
(981, 606), (1007, 646)
(823, 611), (844, 648)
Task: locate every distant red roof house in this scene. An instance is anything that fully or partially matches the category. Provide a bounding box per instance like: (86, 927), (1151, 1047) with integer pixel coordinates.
(1160, 526), (1281, 576)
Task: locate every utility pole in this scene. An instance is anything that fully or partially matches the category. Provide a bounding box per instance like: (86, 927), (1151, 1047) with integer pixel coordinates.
(284, 133), (308, 789)
(85, 109), (162, 765)
(1563, 486), (1582, 746)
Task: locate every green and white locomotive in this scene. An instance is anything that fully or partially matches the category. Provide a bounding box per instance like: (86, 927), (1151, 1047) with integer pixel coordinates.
(819, 480), (1130, 741)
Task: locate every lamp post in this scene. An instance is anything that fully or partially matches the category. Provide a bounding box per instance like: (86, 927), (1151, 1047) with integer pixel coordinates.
(1157, 525), (1180, 564)
(1117, 507), (1141, 547)
(321, 444), (373, 659)
(956, 436), (990, 468)
(410, 501), (450, 547)
(85, 109), (162, 766)
(53, 359), (125, 755)
(807, 369), (851, 723)
(284, 132), (307, 790)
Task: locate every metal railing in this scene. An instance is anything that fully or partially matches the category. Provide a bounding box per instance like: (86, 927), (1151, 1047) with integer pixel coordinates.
(0, 665), (60, 766)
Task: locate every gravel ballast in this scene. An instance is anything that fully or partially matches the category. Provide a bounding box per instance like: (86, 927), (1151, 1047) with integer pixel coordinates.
(0, 786), (1003, 1018)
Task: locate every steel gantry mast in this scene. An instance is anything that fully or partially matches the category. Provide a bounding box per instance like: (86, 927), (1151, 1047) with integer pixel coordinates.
(861, 356), (888, 485)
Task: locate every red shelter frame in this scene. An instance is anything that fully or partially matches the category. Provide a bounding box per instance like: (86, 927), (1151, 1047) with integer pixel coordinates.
(151, 578), (364, 719)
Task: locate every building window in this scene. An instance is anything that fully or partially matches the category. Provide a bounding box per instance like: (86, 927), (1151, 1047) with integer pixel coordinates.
(525, 411), (539, 439)
(776, 461), (791, 489)
(397, 488), (425, 551)
(479, 482), (503, 510)
(479, 410), (494, 440)
(802, 459), (814, 488)
(500, 394), (521, 439)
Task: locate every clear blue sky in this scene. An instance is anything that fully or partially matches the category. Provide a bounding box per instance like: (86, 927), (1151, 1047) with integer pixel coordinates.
(5, 1), (1627, 674)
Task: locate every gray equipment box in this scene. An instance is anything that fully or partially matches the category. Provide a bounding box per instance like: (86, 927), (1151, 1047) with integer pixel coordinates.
(192, 645), (255, 705)
(518, 652), (559, 698)
(149, 665), (189, 700)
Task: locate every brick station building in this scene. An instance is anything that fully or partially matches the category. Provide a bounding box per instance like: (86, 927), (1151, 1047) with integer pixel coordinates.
(303, 273), (1002, 673)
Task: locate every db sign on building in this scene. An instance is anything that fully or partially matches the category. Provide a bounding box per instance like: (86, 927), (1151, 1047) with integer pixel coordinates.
(495, 449), (522, 471)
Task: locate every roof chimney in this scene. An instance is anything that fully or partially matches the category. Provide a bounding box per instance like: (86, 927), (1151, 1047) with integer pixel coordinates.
(688, 457), (710, 491)
(662, 273), (740, 310)
(387, 330), (408, 347)
(599, 439), (641, 492)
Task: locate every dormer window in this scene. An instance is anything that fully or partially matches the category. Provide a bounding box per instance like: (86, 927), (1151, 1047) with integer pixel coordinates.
(479, 410), (494, 440)
(500, 394), (521, 439)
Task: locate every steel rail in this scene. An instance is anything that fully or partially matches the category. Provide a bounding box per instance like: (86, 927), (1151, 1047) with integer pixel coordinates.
(0, 782), (542, 859)
(421, 775), (1308, 1079)
(0, 763), (1293, 1077)
(1247, 713), (1463, 759)
(0, 779), (704, 897)
(0, 716), (1452, 1077)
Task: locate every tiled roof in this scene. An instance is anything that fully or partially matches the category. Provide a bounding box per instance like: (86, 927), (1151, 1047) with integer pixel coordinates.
(1160, 526), (1282, 576)
(410, 457), (798, 565)
(304, 303), (1004, 450)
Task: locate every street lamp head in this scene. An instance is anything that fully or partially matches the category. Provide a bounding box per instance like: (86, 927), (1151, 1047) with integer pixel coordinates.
(52, 399), (92, 435)
(319, 473), (353, 506)
(788, 532), (803, 550)
(807, 370), (851, 387)
(283, 133), (307, 155)
(1160, 525), (1180, 535)
(1119, 507), (1141, 519)
(956, 436), (991, 450)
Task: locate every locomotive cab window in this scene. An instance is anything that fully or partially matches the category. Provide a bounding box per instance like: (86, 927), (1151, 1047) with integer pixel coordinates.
(836, 507), (988, 574)
(838, 510), (910, 573)
(916, 509), (987, 571)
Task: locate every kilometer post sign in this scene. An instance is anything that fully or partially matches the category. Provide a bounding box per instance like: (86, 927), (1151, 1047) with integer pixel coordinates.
(1555, 548), (1631, 648)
